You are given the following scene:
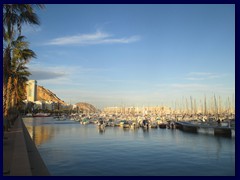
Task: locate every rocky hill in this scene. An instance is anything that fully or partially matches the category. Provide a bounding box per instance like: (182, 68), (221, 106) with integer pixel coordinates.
(75, 102), (98, 113)
(37, 85), (66, 105)
(36, 86), (98, 112)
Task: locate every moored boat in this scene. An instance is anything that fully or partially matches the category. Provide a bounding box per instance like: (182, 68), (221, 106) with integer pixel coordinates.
(25, 113), (33, 117)
(159, 123), (167, 129)
(119, 120), (130, 128)
(150, 121), (158, 128)
(97, 119), (106, 128)
(32, 113), (51, 117)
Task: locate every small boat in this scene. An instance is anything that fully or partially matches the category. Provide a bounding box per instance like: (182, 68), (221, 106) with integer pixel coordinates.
(142, 120), (149, 129)
(123, 121), (130, 128)
(130, 122), (139, 129)
(119, 120), (126, 127)
(159, 123), (167, 129)
(25, 113), (33, 117)
(149, 121), (158, 128)
(107, 119), (115, 127)
(81, 118), (90, 125)
(32, 113), (51, 117)
(166, 121), (175, 129)
(119, 120), (130, 128)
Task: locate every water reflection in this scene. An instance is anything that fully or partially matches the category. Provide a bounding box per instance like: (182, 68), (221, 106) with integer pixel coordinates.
(123, 128), (130, 132)
(24, 121), (55, 146)
(23, 117), (235, 176)
(142, 128), (149, 139)
(98, 128), (105, 134)
(214, 136), (234, 161)
(23, 117), (77, 146)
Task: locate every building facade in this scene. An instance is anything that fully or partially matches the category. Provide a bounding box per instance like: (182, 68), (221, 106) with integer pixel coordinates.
(26, 80), (37, 102)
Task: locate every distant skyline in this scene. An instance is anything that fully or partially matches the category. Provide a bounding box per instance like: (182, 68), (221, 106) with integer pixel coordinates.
(25, 4), (235, 109)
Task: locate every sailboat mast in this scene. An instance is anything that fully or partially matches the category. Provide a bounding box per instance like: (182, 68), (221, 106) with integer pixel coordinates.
(190, 96), (193, 116)
(186, 98), (189, 115)
(204, 95), (207, 116)
(214, 94), (218, 120)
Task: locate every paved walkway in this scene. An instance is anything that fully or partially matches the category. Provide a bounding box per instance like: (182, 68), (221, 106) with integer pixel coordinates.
(3, 117), (50, 176)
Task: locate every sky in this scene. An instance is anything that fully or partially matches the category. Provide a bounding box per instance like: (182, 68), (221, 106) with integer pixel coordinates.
(24, 4), (235, 109)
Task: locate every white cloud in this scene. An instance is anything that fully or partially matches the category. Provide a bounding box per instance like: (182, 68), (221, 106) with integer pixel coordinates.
(46, 30), (140, 45)
(171, 83), (208, 89)
(27, 63), (111, 87)
(27, 63), (234, 109)
(155, 82), (234, 96)
(186, 72), (227, 81)
(185, 77), (206, 81)
(188, 72), (213, 76)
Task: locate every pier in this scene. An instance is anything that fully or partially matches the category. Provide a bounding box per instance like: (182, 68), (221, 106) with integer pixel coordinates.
(175, 121), (234, 137)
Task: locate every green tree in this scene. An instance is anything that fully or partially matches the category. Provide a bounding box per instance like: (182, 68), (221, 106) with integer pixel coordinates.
(3, 4), (44, 120)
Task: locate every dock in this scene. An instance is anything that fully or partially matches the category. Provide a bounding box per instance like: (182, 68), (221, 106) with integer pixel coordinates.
(175, 121), (234, 137)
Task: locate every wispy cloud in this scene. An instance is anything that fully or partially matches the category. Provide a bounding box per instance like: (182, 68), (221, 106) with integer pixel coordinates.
(186, 72), (226, 81)
(46, 30), (140, 45)
(171, 83), (208, 89)
(155, 82), (234, 94)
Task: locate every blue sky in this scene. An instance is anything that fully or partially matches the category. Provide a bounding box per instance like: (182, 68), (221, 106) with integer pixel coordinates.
(24, 4), (235, 109)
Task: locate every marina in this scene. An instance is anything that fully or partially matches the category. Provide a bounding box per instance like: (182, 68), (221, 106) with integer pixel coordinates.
(3, 4), (235, 176)
(65, 110), (236, 138)
(23, 116), (235, 176)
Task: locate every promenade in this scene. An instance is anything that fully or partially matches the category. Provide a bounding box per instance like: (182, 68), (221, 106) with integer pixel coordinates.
(3, 116), (50, 176)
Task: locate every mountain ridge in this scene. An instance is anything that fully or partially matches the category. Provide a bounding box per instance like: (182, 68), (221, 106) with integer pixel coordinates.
(36, 86), (98, 112)
(75, 102), (98, 113)
(37, 85), (66, 105)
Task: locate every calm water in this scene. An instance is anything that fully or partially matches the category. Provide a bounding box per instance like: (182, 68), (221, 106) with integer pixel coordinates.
(23, 117), (235, 176)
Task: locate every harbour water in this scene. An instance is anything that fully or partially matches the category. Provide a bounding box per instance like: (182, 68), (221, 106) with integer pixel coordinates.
(23, 117), (235, 176)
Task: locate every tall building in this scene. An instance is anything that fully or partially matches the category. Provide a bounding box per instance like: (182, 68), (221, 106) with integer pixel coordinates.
(26, 80), (37, 102)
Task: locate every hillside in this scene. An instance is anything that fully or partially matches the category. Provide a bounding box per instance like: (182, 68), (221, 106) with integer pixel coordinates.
(36, 86), (98, 112)
(37, 85), (66, 105)
(75, 102), (98, 113)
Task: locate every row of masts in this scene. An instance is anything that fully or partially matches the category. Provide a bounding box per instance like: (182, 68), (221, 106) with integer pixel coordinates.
(172, 95), (234, 115)
(103, 95), (235, 116)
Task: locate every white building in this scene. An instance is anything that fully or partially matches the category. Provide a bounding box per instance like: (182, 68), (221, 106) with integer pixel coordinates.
(45, 100), (55, 111)
(34, 100), (44, 110)
(26, 80), (37, 102)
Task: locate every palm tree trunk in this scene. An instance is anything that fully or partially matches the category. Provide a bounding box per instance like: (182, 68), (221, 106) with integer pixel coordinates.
(3, 85), (8, 117)
(3, 47), (11, 84)
(3, 76), (13, 128)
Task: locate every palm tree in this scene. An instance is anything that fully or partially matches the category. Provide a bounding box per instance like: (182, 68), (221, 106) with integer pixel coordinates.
(3, 4), (44, 80)
(3, 35), (36, 117)
(3, 4), (44, 120)
(3, 4), (44, 38)
(11, 61), (32, 109)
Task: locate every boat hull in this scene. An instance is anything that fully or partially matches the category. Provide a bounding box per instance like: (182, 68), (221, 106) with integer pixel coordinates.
(33, 113), (51, 117)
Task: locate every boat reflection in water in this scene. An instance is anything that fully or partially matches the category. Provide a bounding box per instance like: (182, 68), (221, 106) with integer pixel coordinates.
(23, 117), (235, 176)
